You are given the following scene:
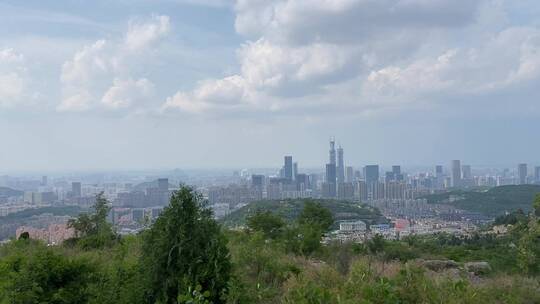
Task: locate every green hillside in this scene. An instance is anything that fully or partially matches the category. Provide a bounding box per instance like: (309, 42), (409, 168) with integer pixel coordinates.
(0, 187), (23, 198)
(220, 198), (387, 228)
(424, 185), (540, 216)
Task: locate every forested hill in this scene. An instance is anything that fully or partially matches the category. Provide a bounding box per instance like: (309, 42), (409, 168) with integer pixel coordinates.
(423, 185), (540, 216)
(220, 199), (387, 228)
(0, 187), (23, 198)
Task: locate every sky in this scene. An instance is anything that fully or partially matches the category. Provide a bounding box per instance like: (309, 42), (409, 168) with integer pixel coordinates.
(0, 0), (539, 172)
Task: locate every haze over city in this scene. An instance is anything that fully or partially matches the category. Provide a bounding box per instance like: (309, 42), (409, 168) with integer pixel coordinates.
(1, 0), (539, 172)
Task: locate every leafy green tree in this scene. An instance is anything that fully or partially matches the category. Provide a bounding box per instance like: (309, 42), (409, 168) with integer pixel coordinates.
(0, 245), (95, 304)
(140, 186), (231, 304)
(246, 210), (285, 239)
(298, 201), (334, 232)
(67, 192), (116, 249)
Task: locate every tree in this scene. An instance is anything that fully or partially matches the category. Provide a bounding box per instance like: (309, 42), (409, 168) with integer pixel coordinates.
(67, 192), (116, 249)
(246, 210), (285, 239)
(1, 246), (95, 304)
(140, 186), (231, 304)
(298, 201), (334, 232)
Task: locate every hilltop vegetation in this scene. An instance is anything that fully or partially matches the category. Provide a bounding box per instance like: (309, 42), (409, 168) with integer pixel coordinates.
(221, 199), (386, 228)
(424, 184), (540, 216)
(0, 187), (539, 303)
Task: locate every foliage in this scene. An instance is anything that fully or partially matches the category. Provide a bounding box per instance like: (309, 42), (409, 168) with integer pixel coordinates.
(140, 186), (231, 304)
(67, 192), (116, 249)
(297, 201), (334, 233)
(246, 211), (285, 240)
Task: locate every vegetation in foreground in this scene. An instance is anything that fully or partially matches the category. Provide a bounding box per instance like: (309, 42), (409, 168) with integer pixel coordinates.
(0, 187), (539, 303)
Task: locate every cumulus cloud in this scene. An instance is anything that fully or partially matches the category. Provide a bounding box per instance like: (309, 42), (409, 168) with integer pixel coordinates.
(163, 0), (540, 119)
(0, 48), (28, 108)
(125, 15), (171, 51)
(58, 15), (169, 112)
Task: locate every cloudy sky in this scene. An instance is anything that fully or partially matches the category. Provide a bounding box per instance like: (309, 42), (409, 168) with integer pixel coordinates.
(1, 0), (539, 172)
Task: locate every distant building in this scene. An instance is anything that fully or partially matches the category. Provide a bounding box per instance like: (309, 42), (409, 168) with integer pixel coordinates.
(324, 163), (337, 198)
(535, 166), (540, 184)
(451, 160), (461, 188)
(337, 145), (345, 184)
(345, 166), (354, 183)
(284, 156), (293, 180)
(72, 182), (82, 198)
(462, 165), (472, 179)
(518, 163), (528, 185)
(339, 220), (366, 232)
(364, 165), (379, 185)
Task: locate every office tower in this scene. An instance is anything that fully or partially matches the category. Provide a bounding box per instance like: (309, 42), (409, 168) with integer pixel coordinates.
(392, 166), (401, 176)
(251, 175), (265, 188)
(345, 166), (354, 183)
(451, 160), (462, 188)
(324, 163), (337, 198)
(284, 156), (293, 180)
(295, 173), (309, 191)
(72, 182), (82, 198)
(293, 162), (298, 180)
(356, 180), (368, 201)
(435, 165), (443, 177)
(385, 171), (395, 183)
(329, 138), (336, 165)
(535, 166), (540, 184)
(364, 165), (379, 185)
(41, 176), (48, 187)
(337, 145), (345, 184)
(518, 163), (528, 185)
(462, 165), (472, 179)
(157, 178), (169, 192)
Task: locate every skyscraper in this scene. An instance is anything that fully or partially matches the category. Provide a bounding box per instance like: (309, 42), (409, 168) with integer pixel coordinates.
(293, 162), (298, 180)
(337, 145), (345, 184)
(451, 160), (462, 188)
(329, 138), (336, 165)
(324, 163), (337, 198)
(364, 165), (379, 185)
(518, 163), (528, 185)
(435, 165), (443, 177)
(462, 165), (472, 179)
(535, 166), (540, 184)
(284, 156), (293, 180)
(345, 166), (354, 183)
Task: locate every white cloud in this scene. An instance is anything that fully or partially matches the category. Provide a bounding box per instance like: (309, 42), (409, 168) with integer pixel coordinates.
(102, 78), (154, 109)
(0, 48), (28, 108)
(58, 15), (169, 112)
(163, 0), (540, 119)
(125, 15), (171, 51)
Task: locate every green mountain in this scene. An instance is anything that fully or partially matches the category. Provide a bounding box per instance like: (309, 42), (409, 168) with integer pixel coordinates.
(0, 187), (23, 198)
(423, 185), (540, 216)
(220, 199), (387, 228)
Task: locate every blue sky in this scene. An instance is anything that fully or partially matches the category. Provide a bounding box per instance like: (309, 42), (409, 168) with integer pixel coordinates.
(0, 0), (539, 172)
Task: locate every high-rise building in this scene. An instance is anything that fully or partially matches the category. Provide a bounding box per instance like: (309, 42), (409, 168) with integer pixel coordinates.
(451, 160), (462, 188)
(72, 182), (82, 198)
(293, 162), (298, 180)
(324, 163), (337, 198)
(251, 175), (265, 188)
(345, 166), (354, 183)
(295, 174), (309, 191)
(329, 138), (336, 165)
(435, 165), (443, 177)
(535, 166), (540, 184)
(337, 145), (345, 184)
(41, 176), (48, 187)
(518, 163), (528, 185)
(462, 165), (472, 179)
(284, 156), (293, 180)
(364, 165), (379, 185)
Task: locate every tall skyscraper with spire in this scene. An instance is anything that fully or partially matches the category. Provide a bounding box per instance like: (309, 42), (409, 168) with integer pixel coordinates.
(337, 144), (345, 184)
(329, 137), (336, 165)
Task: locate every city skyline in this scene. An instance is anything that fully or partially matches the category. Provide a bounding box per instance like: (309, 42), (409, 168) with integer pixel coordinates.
(1, 1), (540, 171)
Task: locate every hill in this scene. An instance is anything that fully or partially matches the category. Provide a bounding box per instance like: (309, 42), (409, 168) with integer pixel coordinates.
(423, 185), (540, 216)
(0, 187), (23, 198)
(220, 198), (387, 228)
